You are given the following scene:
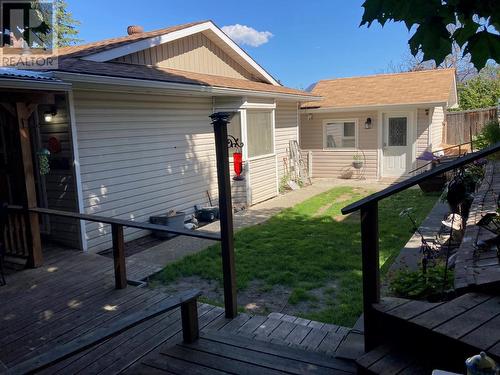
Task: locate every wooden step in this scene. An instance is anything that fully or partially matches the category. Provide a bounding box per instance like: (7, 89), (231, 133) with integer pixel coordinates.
(205, 312), (351, 358)
(128, 330), (357, 374)
(357, 345), (435, 374)
(372, 293), (500, 367)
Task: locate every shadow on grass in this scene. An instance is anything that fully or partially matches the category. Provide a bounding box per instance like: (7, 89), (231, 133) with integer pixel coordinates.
(152, 187), (438, 326)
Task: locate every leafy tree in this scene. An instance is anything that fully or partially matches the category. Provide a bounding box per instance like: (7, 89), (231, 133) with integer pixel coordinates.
(457, 65), (500, 109)
(361, 0), (500, 70)
(31, 0), (81, 47)
(53, 0), (81, 47)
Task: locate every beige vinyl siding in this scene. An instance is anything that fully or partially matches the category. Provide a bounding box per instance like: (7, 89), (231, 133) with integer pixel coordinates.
(300, 111), (379, 179)
(416, 108), (431, 171)
(73, 91), (219, 252)
(113, 33), (256, 81)
(37, 98), (80, 248)
(430, 106), (444, 150)
(275, 101), (299, 180)
(248, 155), (278, 204)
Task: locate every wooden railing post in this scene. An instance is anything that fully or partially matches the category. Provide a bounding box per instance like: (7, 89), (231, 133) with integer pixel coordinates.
(111, 223), (127, 289)
(16, 103), (43, 268)
(210, 112), (238, 318)
(181, 300), (199, 343)
(360, 202), (380, 351)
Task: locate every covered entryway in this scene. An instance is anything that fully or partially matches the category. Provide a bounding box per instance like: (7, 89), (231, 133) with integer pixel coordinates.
(381, 112), (415, 178)
(0, 71), (81, 267)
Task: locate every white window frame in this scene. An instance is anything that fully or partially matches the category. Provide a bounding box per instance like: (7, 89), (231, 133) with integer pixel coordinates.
(227, 109), (245, 162)
(322, 119), (358, 150)
(246, 109), (275, 161)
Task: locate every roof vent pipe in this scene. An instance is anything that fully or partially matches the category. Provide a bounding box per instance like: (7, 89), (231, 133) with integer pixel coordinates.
(127, 25), (144, 35)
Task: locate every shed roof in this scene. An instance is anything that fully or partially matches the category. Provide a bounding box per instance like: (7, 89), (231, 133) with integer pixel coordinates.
(302, 69), (457, 109)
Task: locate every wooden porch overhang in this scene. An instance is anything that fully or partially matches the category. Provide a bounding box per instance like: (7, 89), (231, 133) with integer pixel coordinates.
(0, 89), (65, 268)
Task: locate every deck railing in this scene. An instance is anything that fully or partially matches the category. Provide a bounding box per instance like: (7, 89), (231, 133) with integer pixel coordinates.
(7, 205), (222, 289)
(4, 112), (239, 319)
(341, 141), (500, 351)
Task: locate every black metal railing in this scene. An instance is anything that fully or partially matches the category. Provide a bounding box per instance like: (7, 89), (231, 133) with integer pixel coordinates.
(342, 142), (500, 351)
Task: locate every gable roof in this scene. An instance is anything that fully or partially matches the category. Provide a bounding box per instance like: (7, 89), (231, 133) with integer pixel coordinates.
(58, 20), (280, 86)
(53, 58), (318, 99)
(302, 69), (457, 110)
(57, 21), (208, 59)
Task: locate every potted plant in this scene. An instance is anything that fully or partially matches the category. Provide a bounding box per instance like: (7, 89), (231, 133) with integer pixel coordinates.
(352, 153), (363, 169)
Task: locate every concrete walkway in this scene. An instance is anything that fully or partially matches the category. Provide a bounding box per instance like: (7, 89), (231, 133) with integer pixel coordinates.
(126, 178), (391, 281)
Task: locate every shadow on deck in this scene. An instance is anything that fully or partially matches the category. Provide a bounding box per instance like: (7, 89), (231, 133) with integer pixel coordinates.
(0, 247), (356, 374)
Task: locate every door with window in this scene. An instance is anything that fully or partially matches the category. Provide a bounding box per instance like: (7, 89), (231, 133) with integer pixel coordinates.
(382, 114), (413, 177)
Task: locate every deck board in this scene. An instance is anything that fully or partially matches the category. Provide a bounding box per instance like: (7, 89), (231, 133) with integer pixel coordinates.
(1, 246), (353, 374)
(375, 292), (500, 363)
(131, 332), (355, 375)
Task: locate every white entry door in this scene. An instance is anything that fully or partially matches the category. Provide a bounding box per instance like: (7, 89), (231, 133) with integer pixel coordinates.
(382, 114), (413, 177)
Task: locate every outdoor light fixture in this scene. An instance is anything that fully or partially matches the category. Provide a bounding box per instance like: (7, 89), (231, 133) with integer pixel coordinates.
(425, 109), (430, 116)
(307, 113), (313, 121)
(43, 108), (57, 123)
(364, 117), (372, 129)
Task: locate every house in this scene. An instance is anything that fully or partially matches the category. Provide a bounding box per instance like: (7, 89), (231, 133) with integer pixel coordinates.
(0, 20), (318, 254)
(300, 69), (458, 180)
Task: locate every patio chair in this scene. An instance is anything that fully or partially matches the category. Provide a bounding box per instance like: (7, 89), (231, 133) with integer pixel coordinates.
(0, 202), (7, 285)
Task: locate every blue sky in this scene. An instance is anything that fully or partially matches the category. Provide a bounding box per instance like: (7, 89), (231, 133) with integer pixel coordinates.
(68, 0), (414, 89)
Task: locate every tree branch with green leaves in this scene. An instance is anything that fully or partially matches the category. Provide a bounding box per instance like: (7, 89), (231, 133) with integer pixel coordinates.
(360, 0), (500, 70)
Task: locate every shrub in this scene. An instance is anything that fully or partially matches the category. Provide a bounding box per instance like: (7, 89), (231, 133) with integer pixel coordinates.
(389, 265), (454, 300)
(474, 120), (500, 150)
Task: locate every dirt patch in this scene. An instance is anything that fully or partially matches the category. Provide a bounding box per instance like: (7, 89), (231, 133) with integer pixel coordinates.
(314, 203), (334, 217)
(334, 211), (360, 222)
(151, 277), (339, 318)
(314, 193), (356, 217)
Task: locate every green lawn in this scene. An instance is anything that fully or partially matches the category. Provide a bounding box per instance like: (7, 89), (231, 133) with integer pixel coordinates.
(153, 186), (437, 326)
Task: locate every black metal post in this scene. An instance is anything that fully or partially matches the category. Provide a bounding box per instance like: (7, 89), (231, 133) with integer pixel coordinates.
(360, 202), (380, 351)
(210, 112), (238, 318)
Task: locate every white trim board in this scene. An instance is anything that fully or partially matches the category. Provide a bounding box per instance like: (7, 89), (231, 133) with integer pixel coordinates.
(66, 90), (87, 252)
(301, 102), (448, 114)
(81, 21), (281, 87)
(53, 72), (317, 101)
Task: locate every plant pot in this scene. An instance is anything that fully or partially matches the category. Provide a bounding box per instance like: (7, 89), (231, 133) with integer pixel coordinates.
(352, 161), (363, 169)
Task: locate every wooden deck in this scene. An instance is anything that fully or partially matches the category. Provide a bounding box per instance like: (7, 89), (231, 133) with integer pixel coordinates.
(374, 293), (500, 360)
(0, 247), (355, 374)
(356, 292), (500, 373)
(455, 162), (500, 292)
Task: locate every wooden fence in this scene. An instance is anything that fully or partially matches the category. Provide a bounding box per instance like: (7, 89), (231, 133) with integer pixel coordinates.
(443, 107), (498, 145)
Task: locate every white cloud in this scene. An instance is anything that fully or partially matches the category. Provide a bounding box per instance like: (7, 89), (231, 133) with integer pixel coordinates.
(221, 24), (273, 47)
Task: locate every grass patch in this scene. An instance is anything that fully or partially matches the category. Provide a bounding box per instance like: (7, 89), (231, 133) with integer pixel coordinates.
(153, 186), (437, 326)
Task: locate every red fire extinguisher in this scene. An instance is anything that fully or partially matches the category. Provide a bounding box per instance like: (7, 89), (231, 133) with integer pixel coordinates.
(233, 151), (244, 181)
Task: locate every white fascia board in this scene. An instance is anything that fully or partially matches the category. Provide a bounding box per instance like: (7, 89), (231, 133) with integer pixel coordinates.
(81, 21), (281, 87)
(449, 74), (459, 108)
(0, 78), (72, 91)
(300, 102), (448, 113)
(53, 71), (317, 101)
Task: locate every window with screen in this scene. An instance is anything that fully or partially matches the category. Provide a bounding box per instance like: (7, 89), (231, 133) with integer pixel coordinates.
(324, 121), (356, 148)
(247, 111), (273, 158)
